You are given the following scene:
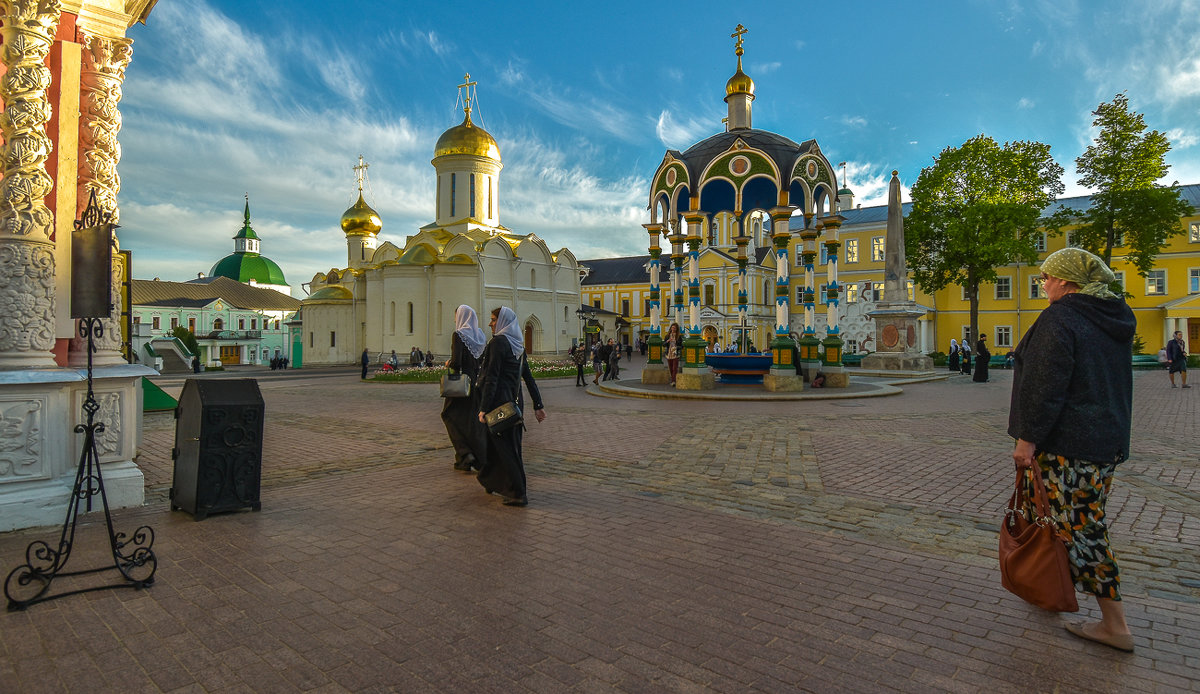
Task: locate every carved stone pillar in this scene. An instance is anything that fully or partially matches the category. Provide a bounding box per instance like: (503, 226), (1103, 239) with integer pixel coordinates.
(0, 0), (62, 369)
(70, 32), (132, 367)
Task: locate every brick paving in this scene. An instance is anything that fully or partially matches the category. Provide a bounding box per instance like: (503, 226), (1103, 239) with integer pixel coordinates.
(1, 362), (1198, 692)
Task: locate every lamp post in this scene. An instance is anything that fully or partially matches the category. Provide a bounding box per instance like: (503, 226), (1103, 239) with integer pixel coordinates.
(575, 307), (597, 348)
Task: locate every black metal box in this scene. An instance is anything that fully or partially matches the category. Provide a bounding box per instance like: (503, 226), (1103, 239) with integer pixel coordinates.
(171, 379), (264, 520)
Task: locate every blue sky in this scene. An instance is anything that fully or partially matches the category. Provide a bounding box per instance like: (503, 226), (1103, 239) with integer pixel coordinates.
(116, 0), (1200, 296)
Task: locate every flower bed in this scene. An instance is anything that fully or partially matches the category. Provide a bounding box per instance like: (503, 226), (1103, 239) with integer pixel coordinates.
(369, 356), (589, 382)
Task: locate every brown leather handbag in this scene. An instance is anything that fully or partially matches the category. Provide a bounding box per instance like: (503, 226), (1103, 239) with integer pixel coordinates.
(998, 464), (1079, 612)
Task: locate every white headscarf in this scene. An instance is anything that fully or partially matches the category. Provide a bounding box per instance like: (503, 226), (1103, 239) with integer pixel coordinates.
(454, 305), (486, 359)
(493, 306), (524, 359)
(950, 339), (958, 351)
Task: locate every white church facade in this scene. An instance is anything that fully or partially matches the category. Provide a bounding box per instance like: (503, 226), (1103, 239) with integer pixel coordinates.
(300, 81), (583, 365)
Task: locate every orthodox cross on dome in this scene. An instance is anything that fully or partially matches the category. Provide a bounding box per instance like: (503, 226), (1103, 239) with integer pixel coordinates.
(458, 72), (478, 117)
(731, 24), (747, 56)
(353, 155), (369, 192)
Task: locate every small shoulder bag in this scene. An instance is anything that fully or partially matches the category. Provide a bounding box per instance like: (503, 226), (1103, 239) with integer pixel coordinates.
(440, 371), (471, 398)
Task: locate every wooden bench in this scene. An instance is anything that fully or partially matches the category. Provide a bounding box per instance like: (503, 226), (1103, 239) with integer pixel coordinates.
(1131, 354), (1164, 370)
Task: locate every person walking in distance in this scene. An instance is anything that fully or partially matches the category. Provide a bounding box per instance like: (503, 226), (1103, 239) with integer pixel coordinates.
(1009, 248), (1137, 652)
(360, 348), (370, 380)
(665, 323), (681, 386)
(1166, 330), (1189, 388)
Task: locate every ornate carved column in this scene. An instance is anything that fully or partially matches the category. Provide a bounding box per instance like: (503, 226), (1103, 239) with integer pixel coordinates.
(643, 223), (663, 364)
(71, 31), (132, 366)
(0, 0), (62, 369)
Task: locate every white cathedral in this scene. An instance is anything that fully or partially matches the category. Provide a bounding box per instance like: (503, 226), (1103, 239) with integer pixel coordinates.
(300, 80), (583, 365)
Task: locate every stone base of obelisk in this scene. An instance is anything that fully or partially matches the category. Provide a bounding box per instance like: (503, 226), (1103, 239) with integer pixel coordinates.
(675, 367), (714, 390)
(860, 352), (935, 372)
(821, 365), (850, 388)
(641, 363), (671, 385)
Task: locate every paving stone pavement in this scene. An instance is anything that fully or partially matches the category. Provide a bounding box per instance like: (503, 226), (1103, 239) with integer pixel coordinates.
(1, 362), (1197, 692)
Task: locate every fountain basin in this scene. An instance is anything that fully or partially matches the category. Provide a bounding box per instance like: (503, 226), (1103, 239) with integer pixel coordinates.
(705, 353), (773, 384)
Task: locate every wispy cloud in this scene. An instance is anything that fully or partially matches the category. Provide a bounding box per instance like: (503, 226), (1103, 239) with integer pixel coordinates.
(1167, 127), (1199, 149)
(753, 61), (782, 74)
(1017, 97), (1034, 109)
(840, 115), (868, 128)
(840, 161), (910, 207)
(655, 110), (711, 150)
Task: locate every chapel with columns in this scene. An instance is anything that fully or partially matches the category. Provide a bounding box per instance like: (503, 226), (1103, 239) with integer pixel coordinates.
(0, 0), (158, 531)
(640, 25), (848, 390)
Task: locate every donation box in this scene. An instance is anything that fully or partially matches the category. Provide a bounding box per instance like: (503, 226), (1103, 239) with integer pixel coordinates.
(171, 379), (264, 520)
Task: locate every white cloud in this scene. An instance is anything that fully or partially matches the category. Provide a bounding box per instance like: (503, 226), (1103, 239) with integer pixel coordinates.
(753, 61), (782, 74)
(1017, 97), (1034, 109)
(1167, 128), (1199, 149)
(840, 162), (910, 207)
(655, 110), (711, 150)
(840, 115), (868, 128)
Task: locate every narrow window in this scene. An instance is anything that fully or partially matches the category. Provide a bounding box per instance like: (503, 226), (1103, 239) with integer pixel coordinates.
(152, 316), (160, 330)
(437, 175), (442, 218)
(844, 239), (859, 263)
(450, 173), (456, 217)
(871, 236), (885, 261)
(470, 174), (476, 218)
(408, 302), (414, 332)
(621, 299), (629, 316)
(330, 331), (336, 347)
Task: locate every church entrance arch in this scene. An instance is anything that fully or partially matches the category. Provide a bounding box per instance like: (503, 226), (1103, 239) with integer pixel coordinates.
(702, 325), (718, 346)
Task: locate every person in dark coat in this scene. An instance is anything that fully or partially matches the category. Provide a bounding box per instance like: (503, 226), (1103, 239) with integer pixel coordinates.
(442, 305), (488, 472)
(476, 307), (546, 507)
(192, 355), (201, 373)
(596, 339), (613, 382)
(948, 339), (960, 372)
(570, 343), (588, 386)
(973, 333), (991, 382)
(1009, 247), (1136, 652)
(959, 339), (971, 375)
(360, 348), (369, 379)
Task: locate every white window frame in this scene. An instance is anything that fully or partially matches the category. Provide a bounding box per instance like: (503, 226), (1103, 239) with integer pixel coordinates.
(994, 326), (1012, 349)
(1145, 269), (1167, 296)
(1066, 231), (1080, 248)
(870, 236), (885, 262)
(1033, 233), (1046, 253)
(844, 282), (859, 303)
(1112, 271), (1125, 293)
(994, 276), (1012, 300)
(844, 239), (859, 263)
(1189, 267), (1200, 294)
(1029, 275), (1046, 299)
(1190, 222), (1200, 243)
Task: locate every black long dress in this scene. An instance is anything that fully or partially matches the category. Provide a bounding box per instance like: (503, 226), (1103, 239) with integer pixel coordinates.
(476, 340), (543, 501)
(441, 332), (486, 471)
(973, 338), (991, 382)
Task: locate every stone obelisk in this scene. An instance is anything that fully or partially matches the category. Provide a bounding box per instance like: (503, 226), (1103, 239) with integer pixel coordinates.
(861, 171), (934, 372)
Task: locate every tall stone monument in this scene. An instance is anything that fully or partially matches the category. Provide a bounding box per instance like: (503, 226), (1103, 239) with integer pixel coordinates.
(861, 171), (934, 372)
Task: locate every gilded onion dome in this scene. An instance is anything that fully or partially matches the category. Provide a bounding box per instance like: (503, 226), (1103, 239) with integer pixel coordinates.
(340, 193), (382, 236)
(725, 56), (755, 99)
(433, 111), (501, 162)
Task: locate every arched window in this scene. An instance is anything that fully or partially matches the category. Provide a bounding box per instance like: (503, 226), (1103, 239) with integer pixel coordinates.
(407, 302), (414, 333)
(764, 280), (771, 305)
(450, 173), (456, 217)
(213, 318), (223, 331)
(487, 176), (493, 218)
(530, 268), (536, 288)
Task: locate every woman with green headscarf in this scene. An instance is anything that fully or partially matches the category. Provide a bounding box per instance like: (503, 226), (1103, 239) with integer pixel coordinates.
(1008, 247), (1136, 651)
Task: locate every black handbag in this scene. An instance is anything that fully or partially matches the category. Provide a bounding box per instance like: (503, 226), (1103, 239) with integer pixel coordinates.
(485, 401), (522, 434)
(440, 372), (471, 398)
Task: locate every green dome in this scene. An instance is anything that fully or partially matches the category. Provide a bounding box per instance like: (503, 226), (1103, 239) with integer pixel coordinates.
(209, 253), (288, 286)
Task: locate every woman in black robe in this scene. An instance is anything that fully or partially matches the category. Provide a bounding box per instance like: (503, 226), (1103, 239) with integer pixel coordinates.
(948, 339), (960, 372)
(476, 307), (546, 507)
(960, 340), (972, 375)
(442, 305), (488, 472)
(973, 333), (991, 383)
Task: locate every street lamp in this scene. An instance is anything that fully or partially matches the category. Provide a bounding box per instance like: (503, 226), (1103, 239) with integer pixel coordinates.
(575, 307), (597, 347)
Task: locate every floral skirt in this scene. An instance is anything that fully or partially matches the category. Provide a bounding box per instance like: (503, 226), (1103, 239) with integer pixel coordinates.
(1023, 452), (1122, 600)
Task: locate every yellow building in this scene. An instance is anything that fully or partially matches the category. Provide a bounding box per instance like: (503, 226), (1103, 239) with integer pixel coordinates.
(584, 182), (1199, 357)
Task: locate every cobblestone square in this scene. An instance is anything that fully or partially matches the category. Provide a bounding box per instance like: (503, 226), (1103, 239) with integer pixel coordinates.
(2, 364), (1197, 692)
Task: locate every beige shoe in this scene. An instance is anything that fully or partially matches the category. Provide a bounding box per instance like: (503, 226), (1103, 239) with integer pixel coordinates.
(1065, 623), (1133, 652)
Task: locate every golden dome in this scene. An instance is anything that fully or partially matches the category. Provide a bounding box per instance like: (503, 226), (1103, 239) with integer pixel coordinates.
(725, 59), (755, 98)
(433, 112), (501, 161)
(340, 193), (382, 236)
(304, 285), (353, 303)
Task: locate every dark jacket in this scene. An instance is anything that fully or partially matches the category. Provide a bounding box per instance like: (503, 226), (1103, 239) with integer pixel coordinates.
(1008, 293), (1136, 463)
(477, 339), (543, 416)
(1166, 338), (1186, 362)
(448, 332), (481, 383)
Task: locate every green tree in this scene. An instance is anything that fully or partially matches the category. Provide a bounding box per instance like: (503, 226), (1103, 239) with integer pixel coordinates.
(1048, 93), (1193, 275)
(170, 326), (200, 357)
(906, 135), (1065, 344)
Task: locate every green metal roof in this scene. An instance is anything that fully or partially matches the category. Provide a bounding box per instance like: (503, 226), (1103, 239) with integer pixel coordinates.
(209, 252), (287, 285)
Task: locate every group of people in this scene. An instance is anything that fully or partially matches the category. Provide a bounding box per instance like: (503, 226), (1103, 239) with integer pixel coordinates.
(410, 346), (436, 367)
(947, 335), (991, 382)
(268, 355), (289, 370)
(440, 305), (546, 507)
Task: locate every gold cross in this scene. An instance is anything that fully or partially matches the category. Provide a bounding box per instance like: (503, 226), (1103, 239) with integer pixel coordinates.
(353, 155), (369, 192)
(731, 24), (747, 55)
(458, 72), (477, 116)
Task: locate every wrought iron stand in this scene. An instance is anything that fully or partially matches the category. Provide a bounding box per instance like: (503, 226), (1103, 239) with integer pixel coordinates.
(4, 196), (157, 611)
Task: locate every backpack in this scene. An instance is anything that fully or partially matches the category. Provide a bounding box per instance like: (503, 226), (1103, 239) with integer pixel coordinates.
(1157, 348), (1169, 364)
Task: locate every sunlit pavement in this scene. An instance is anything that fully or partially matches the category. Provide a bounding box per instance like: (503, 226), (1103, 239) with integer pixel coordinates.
(2, 360), (1196, 692)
